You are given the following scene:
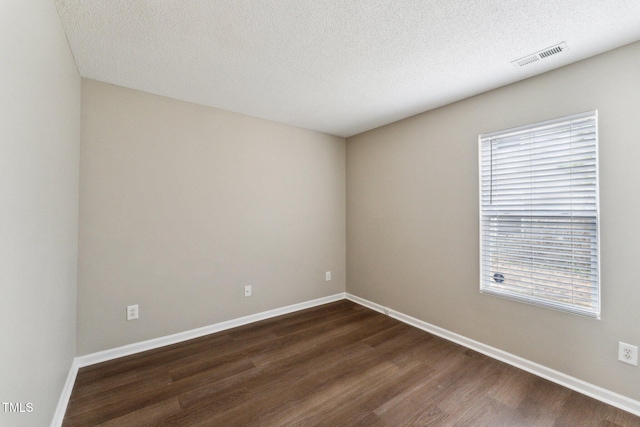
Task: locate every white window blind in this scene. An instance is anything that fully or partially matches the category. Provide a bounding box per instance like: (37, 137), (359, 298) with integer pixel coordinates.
(479, 111), (600, 318)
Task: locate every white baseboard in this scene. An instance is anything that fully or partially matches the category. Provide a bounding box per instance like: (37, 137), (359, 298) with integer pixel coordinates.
(53, 291), (640, 425)
(50, 358), (79, 427)
(76, 293), (346, 368)
(346, 293), (640, 417)
(52, 293), (346, 426)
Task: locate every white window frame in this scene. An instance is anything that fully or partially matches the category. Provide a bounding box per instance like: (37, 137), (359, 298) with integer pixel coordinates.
(478, 111), (600, 318)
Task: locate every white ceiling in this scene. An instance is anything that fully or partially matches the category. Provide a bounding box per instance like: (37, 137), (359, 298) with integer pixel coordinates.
(55, 0), (640, 137)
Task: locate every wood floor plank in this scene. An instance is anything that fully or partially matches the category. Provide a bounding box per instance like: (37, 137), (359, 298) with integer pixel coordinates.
(62, 301), (640, 427)
(606, 406), (640, 427)
(225, 299), (357, 341)
(76, 332), (234, 384)
(310, 361), (436, 426)
(176, 342), (390, 426)
(94, 398), (181, 427)
(516, 376), (573, 425)
(449, 397), (528, 427)
(250, 360), (401, 427)
(554, 391), (618, 426)
(485, 365), (535, 409)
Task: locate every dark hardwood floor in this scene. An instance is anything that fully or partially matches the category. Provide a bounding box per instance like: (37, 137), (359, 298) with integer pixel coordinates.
(63, 300), (640, 426)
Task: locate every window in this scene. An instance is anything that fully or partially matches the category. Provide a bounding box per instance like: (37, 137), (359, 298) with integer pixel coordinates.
(479, 111), (600, 318)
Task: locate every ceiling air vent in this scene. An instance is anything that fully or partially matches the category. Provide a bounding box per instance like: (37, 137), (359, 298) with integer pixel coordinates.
(512, 42), (568, 67)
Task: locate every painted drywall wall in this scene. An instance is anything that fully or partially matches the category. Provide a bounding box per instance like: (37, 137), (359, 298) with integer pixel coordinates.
(78, 80), (346, 355)
(347, 41), (640, 401)
(0, 1), (80, 426)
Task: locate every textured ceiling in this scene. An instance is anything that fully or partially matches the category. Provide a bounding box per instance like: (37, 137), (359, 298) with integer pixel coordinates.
(55, 0), (640, 137)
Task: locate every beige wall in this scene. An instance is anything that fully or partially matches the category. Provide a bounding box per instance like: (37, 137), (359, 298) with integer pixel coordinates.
(0, 1), (80, 426)
(347, 41), (640, 401)
(78, 80), (346, 355)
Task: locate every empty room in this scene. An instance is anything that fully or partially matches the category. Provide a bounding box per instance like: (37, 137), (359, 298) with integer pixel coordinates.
(3, 0), (640, 426)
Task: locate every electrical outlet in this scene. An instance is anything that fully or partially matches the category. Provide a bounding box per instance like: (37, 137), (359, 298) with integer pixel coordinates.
(326, 271), (331, 281)
(127, 304), (139, 321)
(618, 342), (638, 366)
(244, 285), (252, 297)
